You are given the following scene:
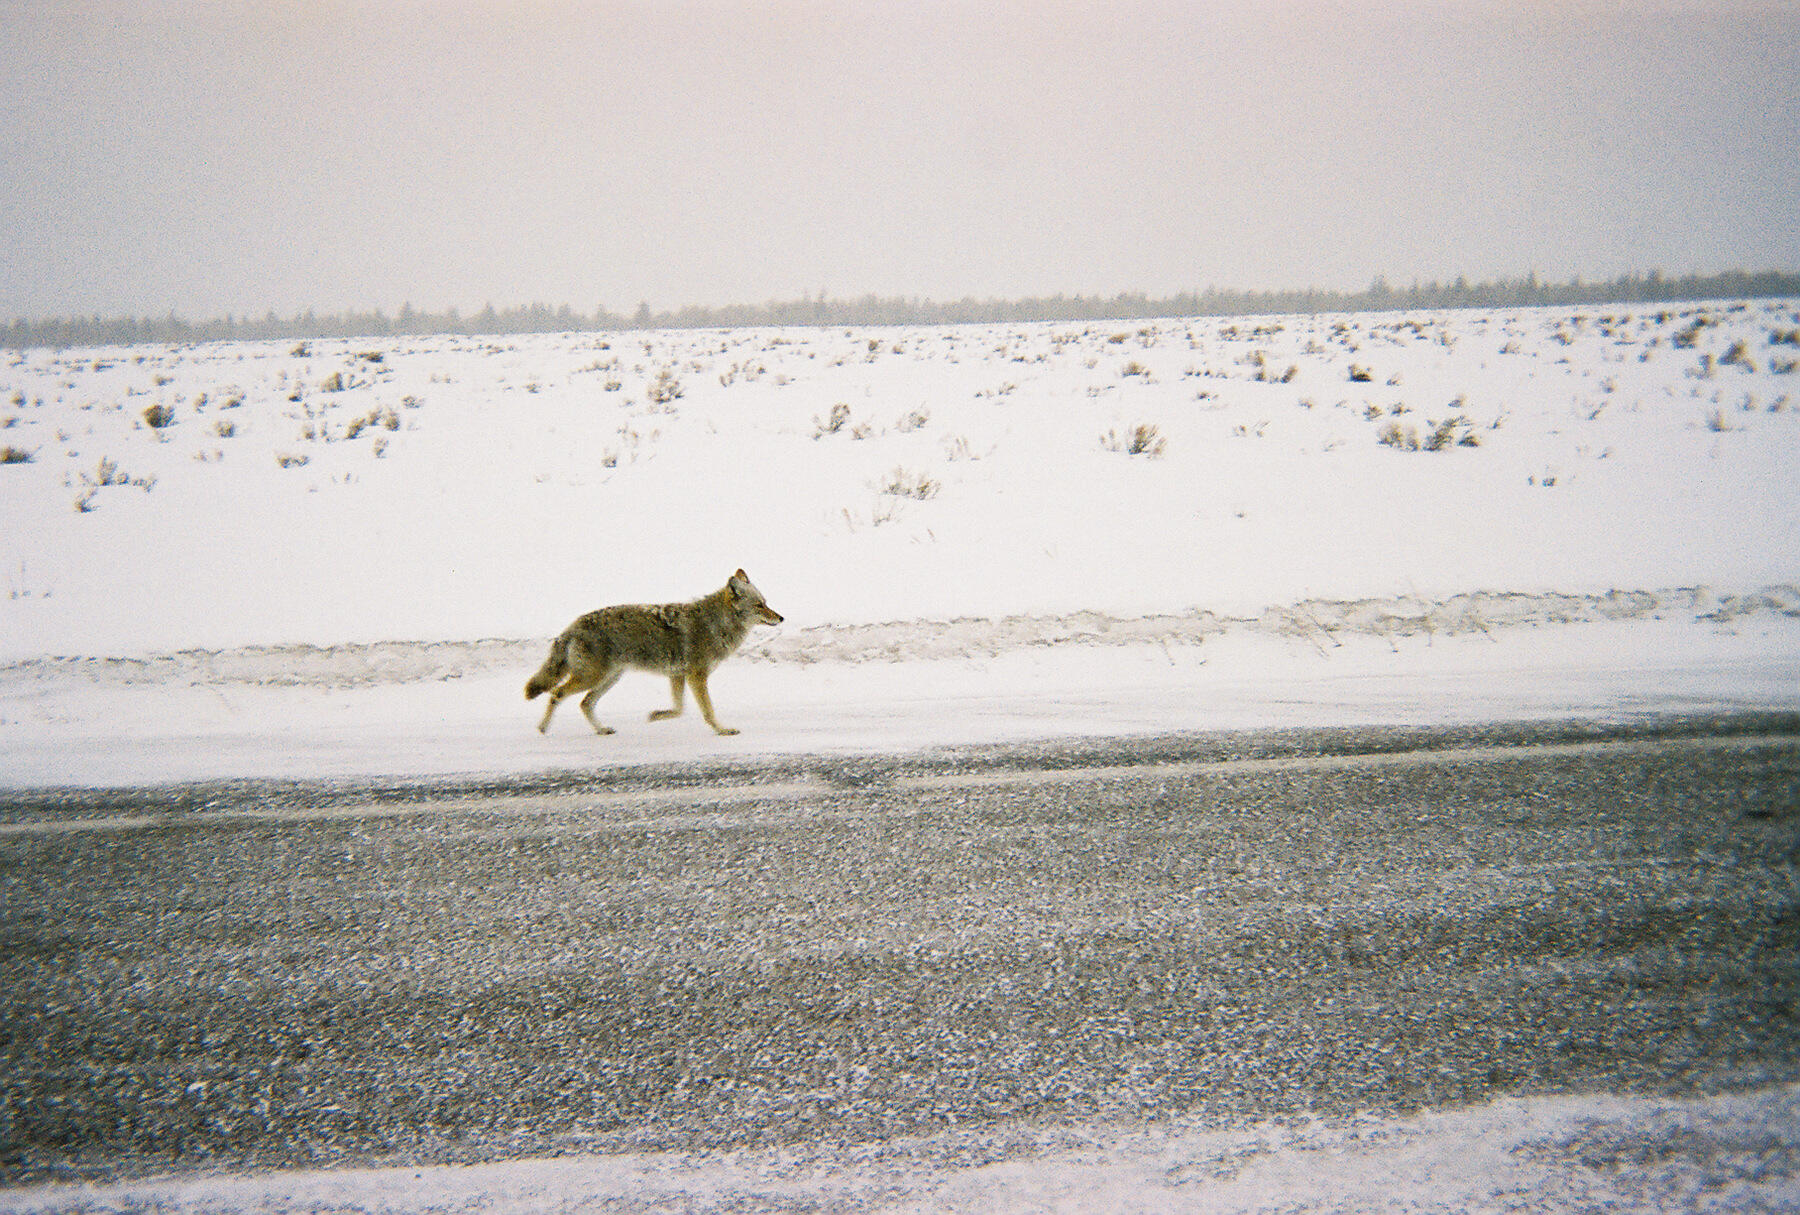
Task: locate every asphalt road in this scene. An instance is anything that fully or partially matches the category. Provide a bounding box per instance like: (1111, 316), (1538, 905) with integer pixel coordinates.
(2, 715), (1797, 1189)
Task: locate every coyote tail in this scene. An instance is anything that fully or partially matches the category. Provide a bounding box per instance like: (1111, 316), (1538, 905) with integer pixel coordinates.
(524, 635), (569, 700)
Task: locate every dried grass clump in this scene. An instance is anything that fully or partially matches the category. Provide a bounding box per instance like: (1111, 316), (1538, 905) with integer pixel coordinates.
(1101, 423), (1167, 458)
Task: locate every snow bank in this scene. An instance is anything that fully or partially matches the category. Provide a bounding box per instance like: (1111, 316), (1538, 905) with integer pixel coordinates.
(5, 602), (1797, 788)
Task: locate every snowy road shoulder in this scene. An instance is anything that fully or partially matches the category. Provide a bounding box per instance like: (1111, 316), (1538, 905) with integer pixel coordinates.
(5, 1084), (1795, 1214)
(3, 604), (1800, 788)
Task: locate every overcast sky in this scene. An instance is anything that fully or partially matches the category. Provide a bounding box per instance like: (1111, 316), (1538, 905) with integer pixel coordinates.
(2, 0), (1796, 321)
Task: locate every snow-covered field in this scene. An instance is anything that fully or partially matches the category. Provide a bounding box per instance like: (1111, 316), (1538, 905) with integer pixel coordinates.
(3, 299), (1799, 784)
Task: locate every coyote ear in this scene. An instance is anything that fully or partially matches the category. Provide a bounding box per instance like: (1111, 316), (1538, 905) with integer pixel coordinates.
(734, 568), (749, 581)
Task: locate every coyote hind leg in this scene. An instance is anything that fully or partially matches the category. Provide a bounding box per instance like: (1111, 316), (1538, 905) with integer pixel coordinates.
(649, 674), (686, 723)
(536, 678), (583, 734)
(538, 667), (621, 735)
(576, 670), (625, 735)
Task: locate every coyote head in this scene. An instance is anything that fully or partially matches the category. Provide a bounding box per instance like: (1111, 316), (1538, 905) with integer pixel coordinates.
(728, 569), (784, 625)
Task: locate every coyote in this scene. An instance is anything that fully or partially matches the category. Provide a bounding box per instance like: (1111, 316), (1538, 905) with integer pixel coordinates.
(525, 569), (783, 736)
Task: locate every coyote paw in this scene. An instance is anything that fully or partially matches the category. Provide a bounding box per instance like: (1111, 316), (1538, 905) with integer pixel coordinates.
(592, 725), (617, 736)
(713, 726), (741, 737)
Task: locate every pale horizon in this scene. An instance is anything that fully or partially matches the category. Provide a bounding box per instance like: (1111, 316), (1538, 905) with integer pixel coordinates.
(4, 0), (1797, 323)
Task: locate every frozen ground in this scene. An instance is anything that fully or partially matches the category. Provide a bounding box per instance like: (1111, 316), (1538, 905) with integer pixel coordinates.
(3, 299), (1799, 786)
(2, 303), (1798, 1210)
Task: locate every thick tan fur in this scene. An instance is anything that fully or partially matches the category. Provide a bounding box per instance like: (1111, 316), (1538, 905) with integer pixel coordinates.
(525, 569), (783, 737)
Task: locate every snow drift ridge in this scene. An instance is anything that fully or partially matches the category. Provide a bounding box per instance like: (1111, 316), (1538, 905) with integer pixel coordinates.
(4, 585), (1794, 694)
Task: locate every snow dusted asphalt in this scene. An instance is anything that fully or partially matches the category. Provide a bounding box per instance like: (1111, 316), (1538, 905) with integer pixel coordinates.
(3, 721), (1799, 1213)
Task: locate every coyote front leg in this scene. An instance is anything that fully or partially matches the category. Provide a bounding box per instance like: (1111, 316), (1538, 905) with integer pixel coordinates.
(649, 674), (686, 723)
(688, 668), (738, 736)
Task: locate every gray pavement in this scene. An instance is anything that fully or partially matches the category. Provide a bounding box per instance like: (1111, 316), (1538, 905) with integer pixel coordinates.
(2, 715), (1798, 1191)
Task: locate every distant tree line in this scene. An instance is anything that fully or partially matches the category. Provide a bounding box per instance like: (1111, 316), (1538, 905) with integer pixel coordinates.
(6, 268), (1798, 350)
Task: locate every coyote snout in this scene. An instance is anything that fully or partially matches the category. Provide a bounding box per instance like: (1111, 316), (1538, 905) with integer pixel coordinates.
(525, 569), (782, 737)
